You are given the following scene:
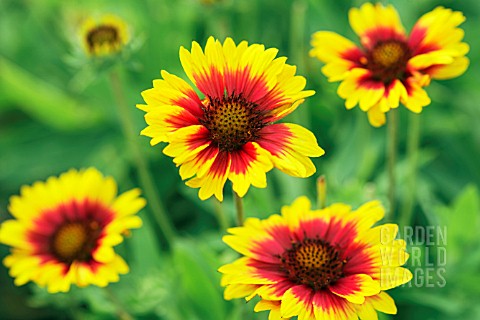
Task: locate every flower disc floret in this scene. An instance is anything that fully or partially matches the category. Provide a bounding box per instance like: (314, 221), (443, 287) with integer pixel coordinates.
(201, 94), (266, 152)
(281, 238), (346, 291)
(80, 14), (129, 57)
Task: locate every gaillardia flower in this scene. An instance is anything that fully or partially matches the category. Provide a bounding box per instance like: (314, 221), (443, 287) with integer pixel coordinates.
(219, 197), (412, 319)
(138, 37), (324, 201)
(80, 14), (129, 56)
(0, 168), (145, 293)
(310, 3), (469, 127)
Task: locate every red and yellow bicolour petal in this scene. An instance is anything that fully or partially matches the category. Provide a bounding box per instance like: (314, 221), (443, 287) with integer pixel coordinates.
(161, 125), (225, 200)
(336, 65), (430, 126)
(228, 142), (273, 198)
(260, 64), (315, 122)
(0, 168), (144, 293)
(328, 66), (397, 127)
(421, 56), (469, 80)
(402, 7), (469, 107)
(255, 285), (363, 320)
(138, 71), (203, 145)
(365, 104), (386, 128)
(356, 224), (412, 291)
(254, 300), (284, 320)
(400, 73), (431, 114)
(190, 122), (324, 201)
(365, 79), (408, 127)
(408, 7), (469, 80)
(163, 125), (274, 201)
(5, 168), (117, 224)
(185, 142), (275, 201)
(328, 274), (380, 304)
(257, 123), (324, 178)
(337, 69), (385, 111)
(349, 3), (406, 49)
(18, 254), (130, 293)
(290, 287), (362, 320)
(107, 187), (145, 234)
(338, 204), (413, 291)
(309, 31), (364, 82)
(180, 37), (314, 120)
(354, 292), (397, 320)
(220, 196), (412, 320)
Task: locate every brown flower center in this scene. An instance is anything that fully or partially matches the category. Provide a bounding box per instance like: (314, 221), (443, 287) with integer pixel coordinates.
(201, 95), (266, 152)
(51, 221), (101, 264)
(367, 40), (410, 84)
(86, 25), (120, 52)
(281, 238), (346, 290)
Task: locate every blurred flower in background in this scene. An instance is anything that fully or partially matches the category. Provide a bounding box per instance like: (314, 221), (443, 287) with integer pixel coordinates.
(65, 11), (141, 92)
(79, 14), (129, 57)
(0, 168), (145, 293)
(138, 37), (324, 201)
(220, 196), (412, 319)
(310, 3), (469, 127)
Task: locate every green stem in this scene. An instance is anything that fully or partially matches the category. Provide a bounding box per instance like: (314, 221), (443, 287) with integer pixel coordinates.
(213, 198), (229, 232)
(400, 113), (421, 227)
(108, 69), (176, 247)
(233, 191), (244, 226)
(104, 287), (134, 320)
(387, 108), (399, 219)
(288, 0), (310, 128)
(317, 175), (327, 209)
(289, 0), (307, 71)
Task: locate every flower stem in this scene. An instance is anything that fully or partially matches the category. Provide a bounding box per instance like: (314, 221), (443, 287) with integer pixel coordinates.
(387, 108), (399, 219)
(316, 175), (327, 209)
(108, 69), (176, 247)
(233, 191), (244, 226)
(289, 0), (307, 71)
(400, 112), (421, 227)
(288, 0), (310, 129)
(104, 286), (133, 320)
(213, 198), (229, 232)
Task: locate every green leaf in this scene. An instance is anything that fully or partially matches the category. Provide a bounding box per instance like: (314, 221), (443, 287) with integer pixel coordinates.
(437, 185), (480, 246)
(172, 239), (226, 320)
(80, 287), (116, 315)
(451, 185), (480, 242)
(396, 290), (463, 316)
(128, 212), (164, 274)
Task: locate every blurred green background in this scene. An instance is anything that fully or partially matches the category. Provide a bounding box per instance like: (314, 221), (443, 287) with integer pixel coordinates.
(1, 0), (479, 319)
